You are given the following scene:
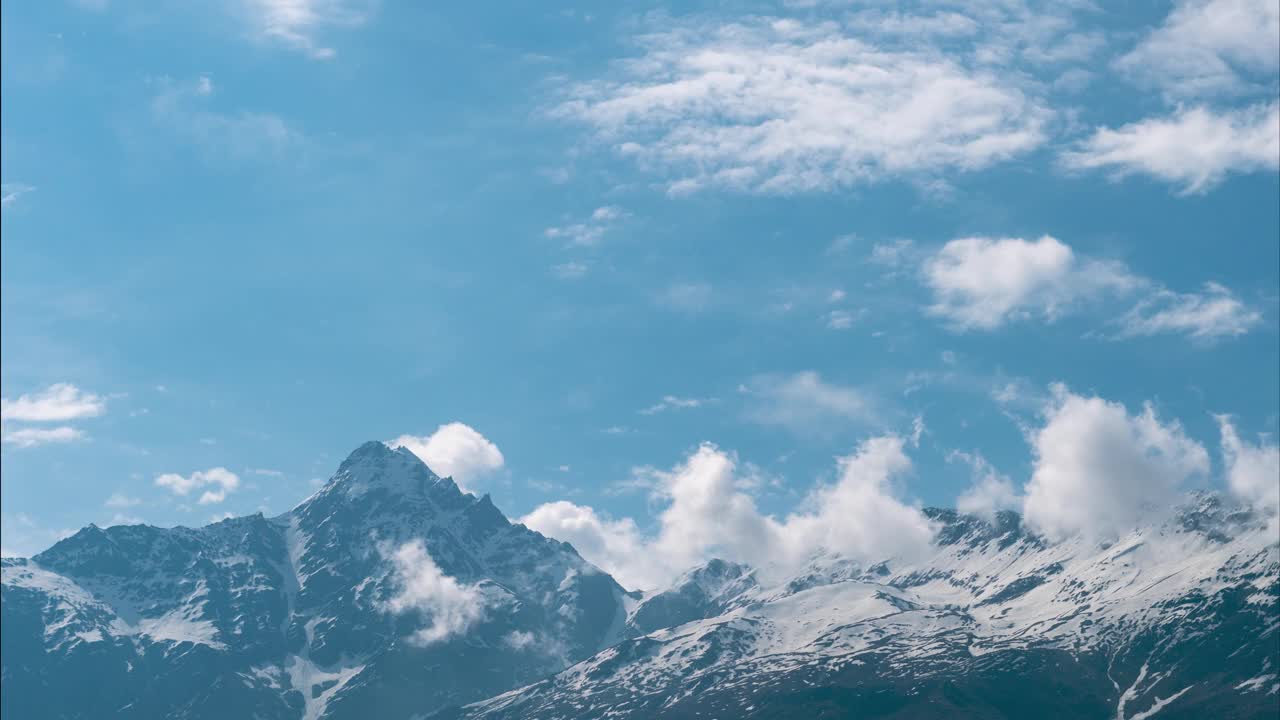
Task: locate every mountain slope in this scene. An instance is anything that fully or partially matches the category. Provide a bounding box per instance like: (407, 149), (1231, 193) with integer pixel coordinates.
(449, 498), (1280, 720)
(1, 442), (630, 720)
(4, 444), (1277, 720)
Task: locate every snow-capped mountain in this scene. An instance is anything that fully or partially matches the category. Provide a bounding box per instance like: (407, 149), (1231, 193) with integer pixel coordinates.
(2, 442), (632, 719)
(450, 500), (1280, 720)
(3, 442), (1277, 719)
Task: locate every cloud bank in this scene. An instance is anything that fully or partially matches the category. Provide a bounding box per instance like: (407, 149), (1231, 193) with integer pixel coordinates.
(523, 433), (934, 590)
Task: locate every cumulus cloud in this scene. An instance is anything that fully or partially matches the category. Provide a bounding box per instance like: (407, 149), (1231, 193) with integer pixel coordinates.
(557, 16), (1049, 194)
(1, 383), (105, 422)
(524, 433), (933, 590)
(923, 235), (1139, 331)
(1118, 282), (1263, 341)
(1022, 385), (1210, 543)
(154, 467), (241, 505)
(520, 501), (657, 590)
(1, 426), (85, 448)
(779, 435), (936, 565)
(742, 371), (877, 432)
(951, 451), (1021, 521)
(1116, 0), (1279, 99)
(919, 235), (1261, 340)
(383, 539), (488, 645)
(1061, 103), (1279, 194)
(390, 423), (504, 489)
(1216, 416), (1280, 527)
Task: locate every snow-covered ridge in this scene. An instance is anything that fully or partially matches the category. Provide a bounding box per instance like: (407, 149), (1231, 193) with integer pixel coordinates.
(2, 441), (631, 720)
(3, 443), (1276, 720)
(455, 495), (1279, 720)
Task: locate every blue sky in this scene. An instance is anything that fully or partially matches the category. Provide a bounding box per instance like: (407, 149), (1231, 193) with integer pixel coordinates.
(1, 0), (1277, 576)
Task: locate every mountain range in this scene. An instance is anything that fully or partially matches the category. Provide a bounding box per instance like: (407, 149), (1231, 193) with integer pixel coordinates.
(3, 441), (1277, 719)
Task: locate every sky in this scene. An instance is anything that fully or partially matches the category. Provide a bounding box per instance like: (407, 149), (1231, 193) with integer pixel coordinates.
(1, 0), (1278, 586)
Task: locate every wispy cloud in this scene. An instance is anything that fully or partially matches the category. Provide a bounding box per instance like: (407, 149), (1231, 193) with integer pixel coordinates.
(1, 426), (85, 448)
(1, 383), (106, 422)
(104, 493), (143, 508)
(639, 395), (713, 415)
(1115, 0), (1279, 99)
(1118, 282), (1262, 341)
(550, 261), (589, 280)
(556, 15), (1050, 194)
(544, 206), (626, 247)
(149, 75), (300, 165)
(241, 0), (372, 59)
(741, 371), (878, 433)
(1061, 103), (1279, 194)
(1, 183), (35, 211)
(656, 282), (712, 313)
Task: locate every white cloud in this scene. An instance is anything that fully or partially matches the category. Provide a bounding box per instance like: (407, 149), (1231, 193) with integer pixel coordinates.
(558, 16), (1049, 194)
(104, 493), (142, 509)
(825, 309), (857, 329)
(1119, 282), (1262, 341)
(550, 261), (589, 279)
(951, 451), (1021, 521)
(1022, 385), (1209, 543)
(383, 539), (488, 646)
(1216, 416), (1280, 526)
(656, 283), (713, 312)
(544, 206), (625, 247)
(742, 371), (877, 432)
(639, 395), (710, 415)
(0, 513), (75, 558)
(109, 513), (145, 527)
(1, 426), (85, 448)
(241, 0), (370, 59)
(520, 501), (658, 590)
(154, 467), (241, 505)
(1061, 103), (1279, 194)
(1, 183), (35, 211)
(868, 239), (917, 270)
(919, 235), (1263, 340)
(390, 423), (505, 489)
(779, 435), (936, 566)
(503, 630), (536, 651)
(1, 383), (105, 422)
(923, 235), (1139, 331)
(1116, 0), (1279, 99)
(248, 468), (284, 477)
(150, 76), (299, 164)
(524, 433), (933, 590)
